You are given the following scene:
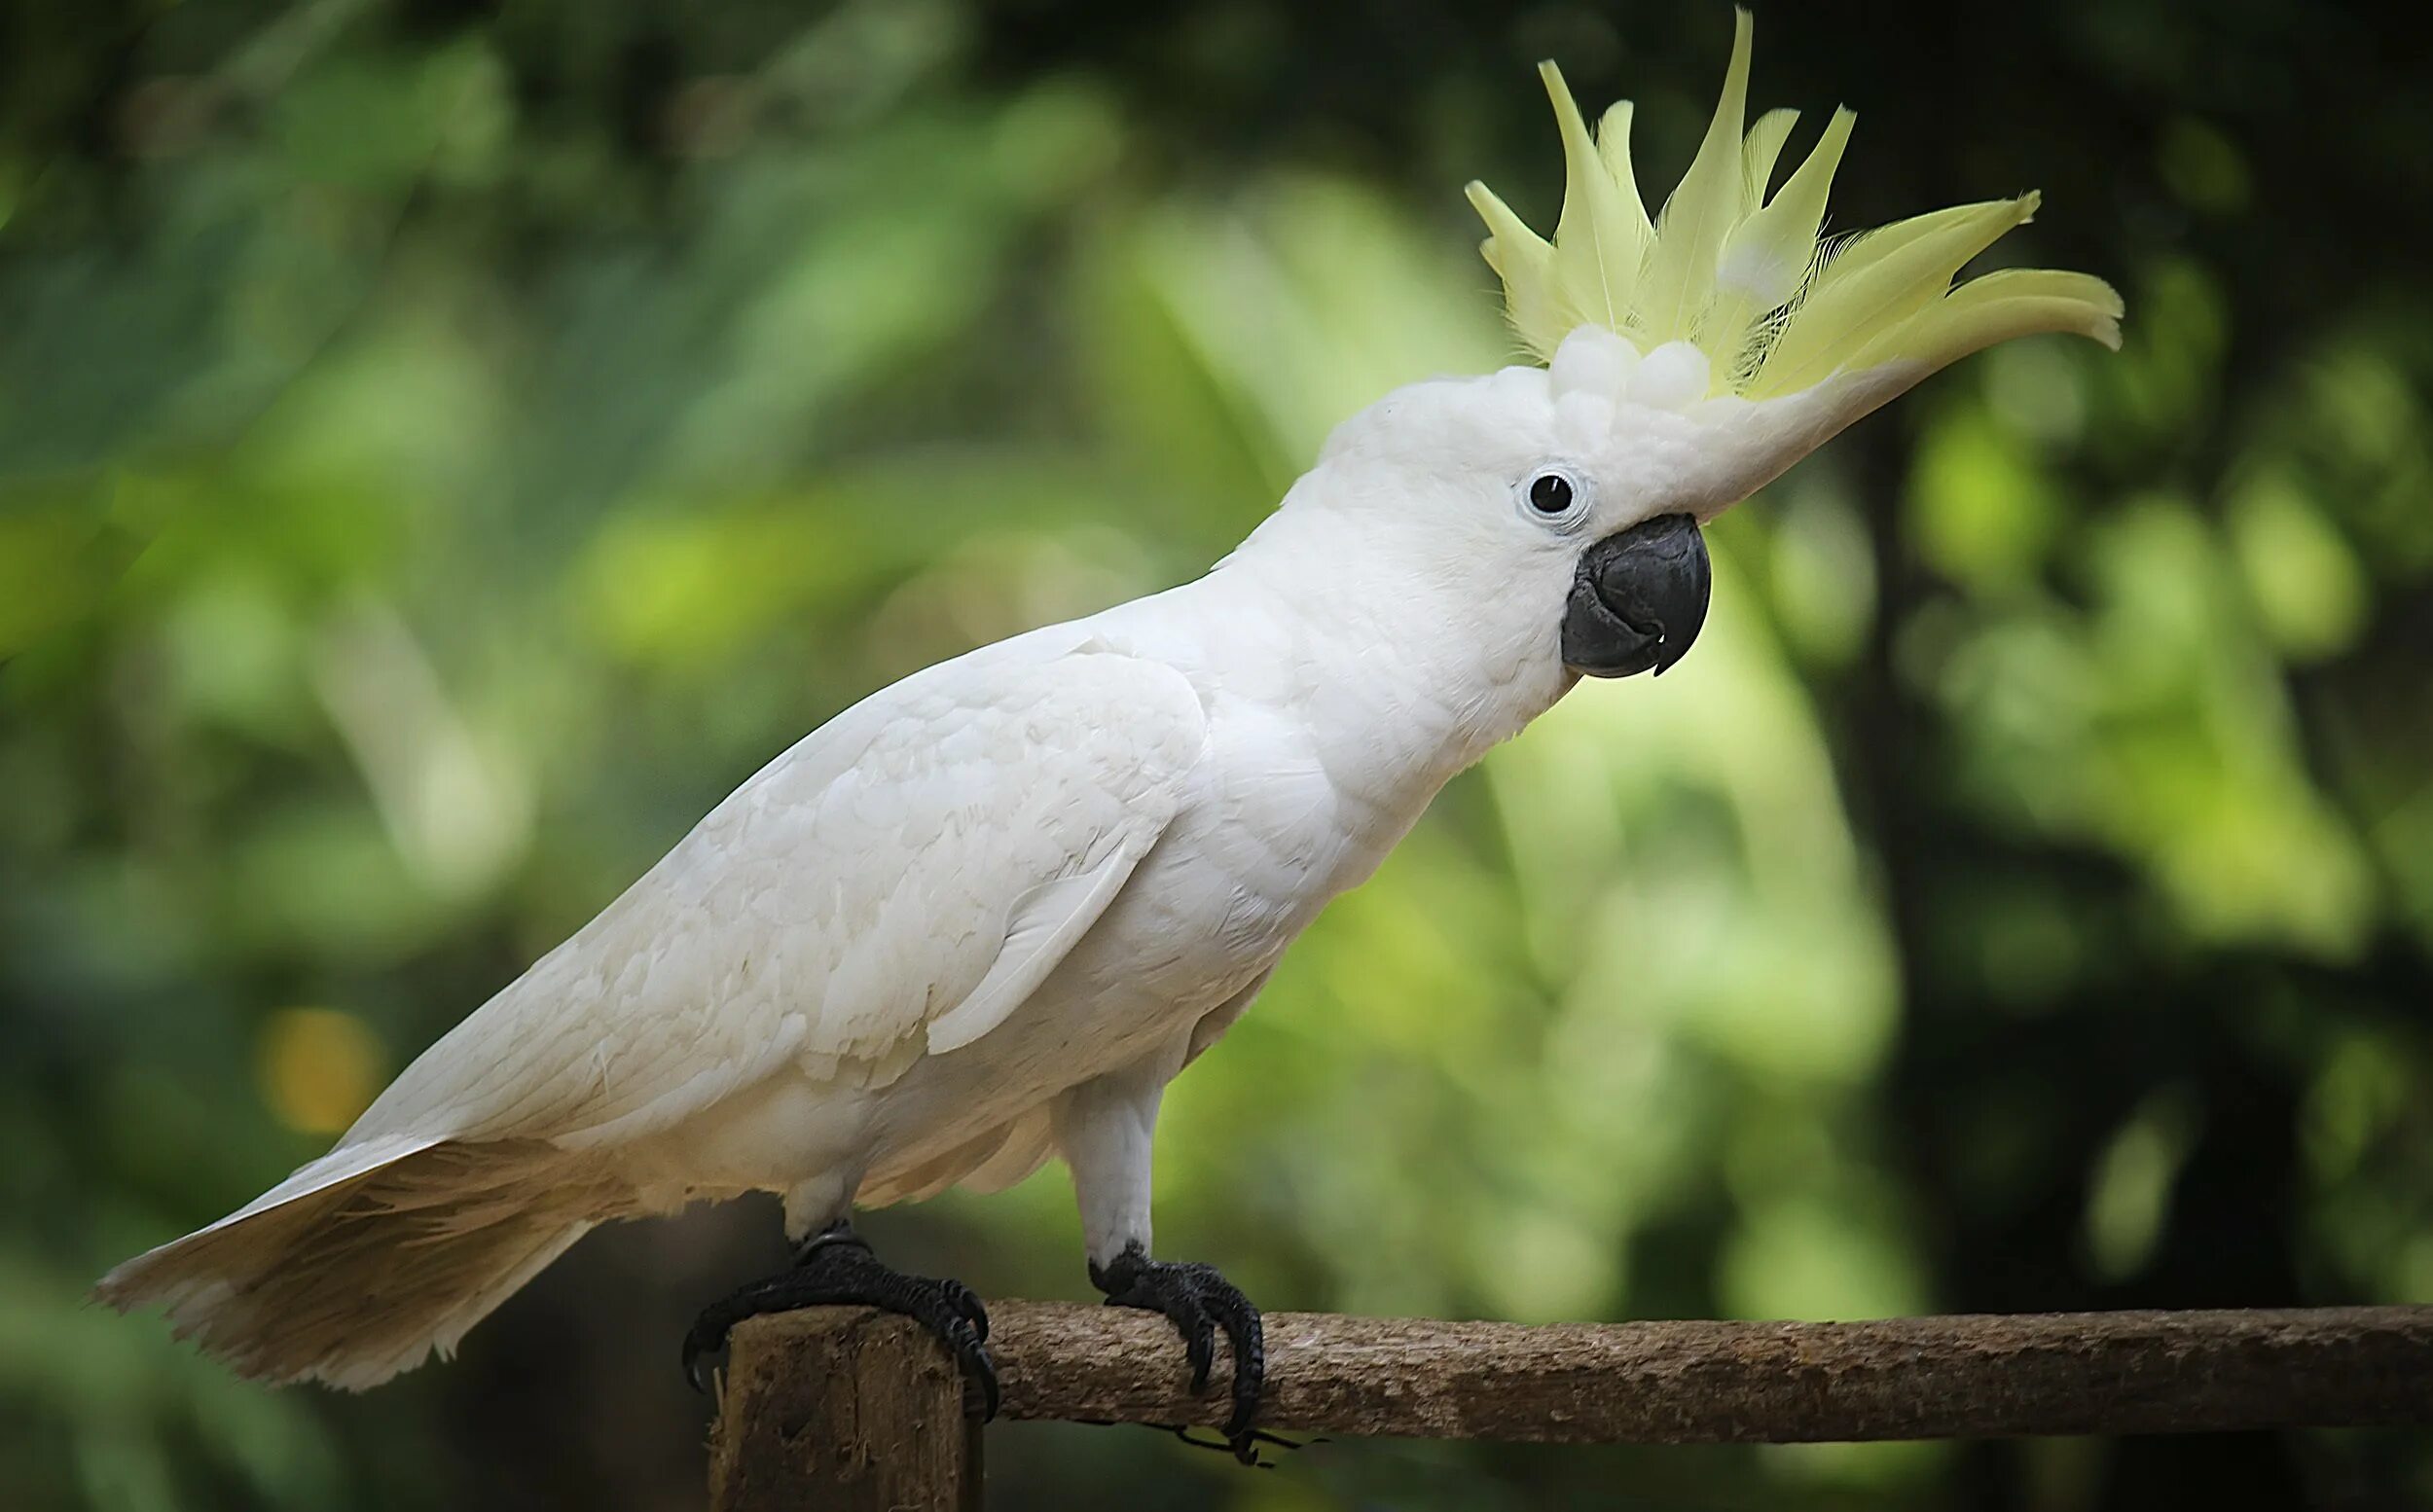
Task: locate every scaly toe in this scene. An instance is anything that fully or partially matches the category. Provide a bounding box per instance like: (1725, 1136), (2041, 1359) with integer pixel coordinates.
(939, 1278), (991, 1343)
(1092, 1245), (1267, 1451)
(683, 1228), (998, 1416)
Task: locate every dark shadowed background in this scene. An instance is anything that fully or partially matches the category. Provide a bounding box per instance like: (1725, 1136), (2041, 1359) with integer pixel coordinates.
(5, 1), (2431, 1508)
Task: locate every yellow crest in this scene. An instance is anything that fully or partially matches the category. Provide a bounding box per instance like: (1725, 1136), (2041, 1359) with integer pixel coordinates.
(1466, 10), (2122, 401)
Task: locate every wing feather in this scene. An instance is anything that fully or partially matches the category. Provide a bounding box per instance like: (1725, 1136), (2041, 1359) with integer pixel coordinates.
(340, 636), (1207, 1154)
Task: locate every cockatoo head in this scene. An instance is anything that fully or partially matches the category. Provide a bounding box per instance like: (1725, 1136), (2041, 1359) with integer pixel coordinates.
(1306, 8), (2122, 683)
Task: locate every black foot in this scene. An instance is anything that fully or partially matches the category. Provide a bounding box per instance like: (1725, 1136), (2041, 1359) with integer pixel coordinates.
(1090, 1243), (1265, 1461)
(683, 1223), (998, 1418)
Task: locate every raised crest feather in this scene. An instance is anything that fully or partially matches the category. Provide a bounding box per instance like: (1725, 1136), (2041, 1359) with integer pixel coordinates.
(1465, 8), (2123, 402)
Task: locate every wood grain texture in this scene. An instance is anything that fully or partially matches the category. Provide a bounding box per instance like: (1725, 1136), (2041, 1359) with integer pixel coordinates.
(721, 1302), (2433, 1457)
(710, 1309), (980, 1512)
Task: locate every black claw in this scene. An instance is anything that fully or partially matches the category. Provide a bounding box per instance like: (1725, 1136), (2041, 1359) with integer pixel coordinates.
(1168, 1424), (1313, 1467)
(683, 1318), (727, 1393)
(1207, 1289), (1264, 1441)
(946, 1322), (1000, 1420)
(1091, 1243), (1267, 1463)
(941, 1278), (991, 1342)
(684, 1222), (999, 1420)
(1185, 1319), (1215, 1390)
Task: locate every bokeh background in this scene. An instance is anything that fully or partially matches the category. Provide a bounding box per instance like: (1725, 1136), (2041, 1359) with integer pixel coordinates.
(6, 1), (2431, 1508)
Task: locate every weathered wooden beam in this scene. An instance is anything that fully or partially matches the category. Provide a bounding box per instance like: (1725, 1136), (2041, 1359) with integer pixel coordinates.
(1000, 1302), (2433, 1441)
(711, 1302), (2433, 1506)
(710, 1308), (982, 1512)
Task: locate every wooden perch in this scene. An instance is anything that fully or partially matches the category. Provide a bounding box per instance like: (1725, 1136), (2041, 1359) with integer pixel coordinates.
(709, 1302), (2433, 1511)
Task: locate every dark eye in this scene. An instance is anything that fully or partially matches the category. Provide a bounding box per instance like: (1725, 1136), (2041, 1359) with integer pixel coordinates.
(1528, 473), (1576, 515)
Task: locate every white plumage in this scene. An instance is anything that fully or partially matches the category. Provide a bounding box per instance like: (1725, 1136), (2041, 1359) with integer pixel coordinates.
(99, 21), (2119, 1392)
(98, 627), (1222, 1384)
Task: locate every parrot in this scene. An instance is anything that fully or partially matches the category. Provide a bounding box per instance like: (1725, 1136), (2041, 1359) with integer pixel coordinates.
(97, 9), (2120, 1458)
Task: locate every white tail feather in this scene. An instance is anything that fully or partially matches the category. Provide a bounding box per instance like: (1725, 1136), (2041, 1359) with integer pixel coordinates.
(95, 1137), (610, 1389)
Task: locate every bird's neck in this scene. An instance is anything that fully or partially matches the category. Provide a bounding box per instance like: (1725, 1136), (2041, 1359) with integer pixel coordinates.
(1129, 501), (1576, 819)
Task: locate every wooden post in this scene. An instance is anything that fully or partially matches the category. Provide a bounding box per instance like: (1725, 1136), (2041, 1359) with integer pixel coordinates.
(708, 1308), (981, 1512)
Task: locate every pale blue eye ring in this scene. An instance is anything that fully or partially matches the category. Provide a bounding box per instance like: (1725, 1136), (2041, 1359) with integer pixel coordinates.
(1516, 466), (1592, 530)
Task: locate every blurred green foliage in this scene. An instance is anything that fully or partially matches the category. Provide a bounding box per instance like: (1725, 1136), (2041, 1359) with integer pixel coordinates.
(5, 2), (2431, 1509)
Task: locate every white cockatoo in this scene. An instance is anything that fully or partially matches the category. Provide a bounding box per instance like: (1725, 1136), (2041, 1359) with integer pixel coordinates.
(100, 10), (2120, 1454)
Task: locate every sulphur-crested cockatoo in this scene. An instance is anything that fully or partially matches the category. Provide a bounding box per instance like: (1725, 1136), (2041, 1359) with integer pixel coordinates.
(100, 10), (2119, 1454)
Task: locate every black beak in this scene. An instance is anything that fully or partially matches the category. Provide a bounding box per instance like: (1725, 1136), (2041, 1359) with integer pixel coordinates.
(1559, 514), (1712, 678)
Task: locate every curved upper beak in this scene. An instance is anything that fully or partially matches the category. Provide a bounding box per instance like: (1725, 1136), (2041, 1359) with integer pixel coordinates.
(1559, 513), (1712, 678)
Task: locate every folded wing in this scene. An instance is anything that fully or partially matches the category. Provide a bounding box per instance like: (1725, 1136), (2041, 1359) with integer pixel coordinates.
(95, 636), (1211, 1386)
(352, 636), (1212, 1151)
